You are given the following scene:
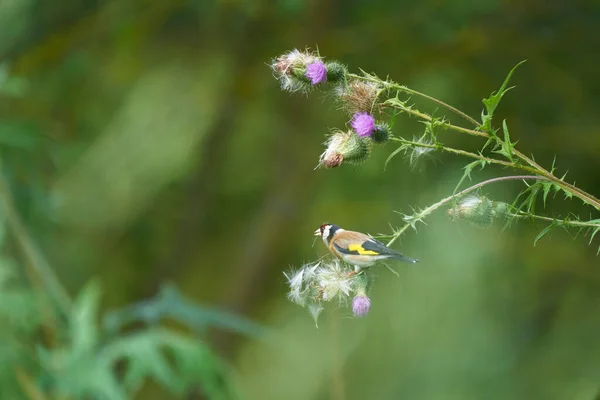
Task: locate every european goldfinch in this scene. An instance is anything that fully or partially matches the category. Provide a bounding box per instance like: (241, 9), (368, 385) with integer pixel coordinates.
(314, 223), (419, 269)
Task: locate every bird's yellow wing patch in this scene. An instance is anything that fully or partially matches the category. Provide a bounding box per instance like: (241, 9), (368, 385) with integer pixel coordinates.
(348, 244), (379, 255)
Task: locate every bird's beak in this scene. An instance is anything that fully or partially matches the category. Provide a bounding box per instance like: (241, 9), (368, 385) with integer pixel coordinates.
(314, 229), (321, 237)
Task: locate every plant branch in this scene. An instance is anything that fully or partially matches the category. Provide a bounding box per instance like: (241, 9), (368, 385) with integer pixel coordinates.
(0, 161), (71, 315)
(383, 91), (600, 210)
(389, 137), (516, 169)
(348, 73), (481, 127)
(509, 211), (600, 230)
(386, 175), (550, 246)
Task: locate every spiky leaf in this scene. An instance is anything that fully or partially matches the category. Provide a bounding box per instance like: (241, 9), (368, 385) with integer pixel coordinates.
(534, 223), (557, 246)
(453, 159), (488, 194)
(480, 61), (526, 133)
(492, 120), (517, 162)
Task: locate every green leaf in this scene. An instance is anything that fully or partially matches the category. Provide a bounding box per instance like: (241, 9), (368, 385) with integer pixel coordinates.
(453, 159), (488, 194)
(384, 145), (405, 171)
(515, 181), (545, 214)
(71, 280), (101, 355)
(103, 283), (266, 339)
(480, 60), (526, 133)
(534, 223), (556, 246)
(383, 97), (403, 108)
(541, 181), (555, 206)
(42, 283), (241, 400)
(99, 329), (239, 399)
(388, 110), (399, 129)
(588, 220), (600, 247)
(492, 120), (516, 162)
(421, 116), (446, 141)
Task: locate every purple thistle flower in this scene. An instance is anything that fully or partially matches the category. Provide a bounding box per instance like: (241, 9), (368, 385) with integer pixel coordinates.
(305, 61), (328, 85)
(352, 295), (371, 317)
(350, 112), (376, 137)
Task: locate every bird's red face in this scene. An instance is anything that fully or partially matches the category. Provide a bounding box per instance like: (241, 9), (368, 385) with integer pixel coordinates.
(314, 223), (331, 237)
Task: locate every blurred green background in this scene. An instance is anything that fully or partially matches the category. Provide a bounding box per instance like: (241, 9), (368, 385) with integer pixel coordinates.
(1, 0), (600, 399)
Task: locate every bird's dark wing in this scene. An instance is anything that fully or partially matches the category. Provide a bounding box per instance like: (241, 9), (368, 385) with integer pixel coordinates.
(333, 234), (400, 257)
(360, 238), (401, 256)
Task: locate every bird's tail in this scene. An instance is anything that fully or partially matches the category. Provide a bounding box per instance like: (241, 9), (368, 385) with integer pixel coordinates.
(389, 253), (419, 264)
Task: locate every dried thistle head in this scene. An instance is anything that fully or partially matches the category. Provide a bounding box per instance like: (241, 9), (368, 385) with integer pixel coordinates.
(318, 130), (371, 168)
(335, 79), (380, 114)
(284, 259), (375, 326)
(284, 262), (321, 306)
(406, 134), (436, 170)
(316, 260), (354, 303)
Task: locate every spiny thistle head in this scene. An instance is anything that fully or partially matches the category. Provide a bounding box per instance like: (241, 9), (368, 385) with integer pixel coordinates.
(351, 272), (372, 317)
(271, 49), (347, 93)
(447, 195), (508, 228)
(271, 49), (321, 93)
(319, 130), (371, 168)
(371, 123), (391, 144)
(335, 79), (379, 114)
(350, 112), (377, 137)
(325, 61), (347, 84)
(284, 260), (375, 326)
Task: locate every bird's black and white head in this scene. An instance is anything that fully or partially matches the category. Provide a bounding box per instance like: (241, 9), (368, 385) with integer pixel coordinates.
(314, 223), (342, 244)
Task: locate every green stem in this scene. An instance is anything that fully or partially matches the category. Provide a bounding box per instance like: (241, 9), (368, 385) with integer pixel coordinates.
(386, 98), (600, 210)
(386, 175), (550, 246)
(348, 73), (481, 127)
(351, 70), (600, 210)
(0, 161), (71, 315)
(510, 211), (600, 230)
(389, 137), (515, 169)
(385, 99), (488, 139)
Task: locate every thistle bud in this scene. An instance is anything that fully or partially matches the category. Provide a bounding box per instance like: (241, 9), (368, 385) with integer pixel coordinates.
(335, 79), (379, 115)
(371, 123), (391, 144)
(325, 61), (347, 84)
(352, 271), (372, 294)
(319, 130), (370, 168)
(447, 195), (508, 228)
(351, 272), (372, 317)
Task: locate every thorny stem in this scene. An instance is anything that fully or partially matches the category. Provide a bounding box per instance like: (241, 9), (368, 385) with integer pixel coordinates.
(386, 175), (552, 246)
(433, 121), (600, 210)
(348, 73), (481, 127)
(349, 71), (600, 211)
(510, 211), (600, 229)
(389, 137), (515, 169)
(390, 100), (600, 211)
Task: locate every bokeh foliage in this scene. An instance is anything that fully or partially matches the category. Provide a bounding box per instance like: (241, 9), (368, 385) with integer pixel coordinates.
(1, 0), (600, 399)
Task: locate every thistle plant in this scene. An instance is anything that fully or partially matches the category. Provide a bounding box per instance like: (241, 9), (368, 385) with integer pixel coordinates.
(284, 260), (371, 326)
(271, 48), (600, 324)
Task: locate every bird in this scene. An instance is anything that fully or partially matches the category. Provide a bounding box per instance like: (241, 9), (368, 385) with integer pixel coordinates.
(314, 223), (419, 271)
